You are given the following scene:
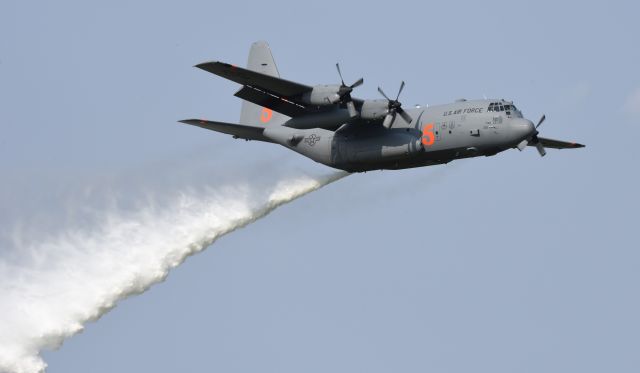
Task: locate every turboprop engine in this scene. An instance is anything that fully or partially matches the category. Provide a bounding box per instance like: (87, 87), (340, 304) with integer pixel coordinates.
(360, 100), (390, 120)
(358, 82), (413, 128)
(299, 63), (363, 117)
(301, 85), (342, 105)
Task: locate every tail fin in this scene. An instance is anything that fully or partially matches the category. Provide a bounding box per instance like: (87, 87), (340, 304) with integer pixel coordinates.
(239, 41), (289, 126)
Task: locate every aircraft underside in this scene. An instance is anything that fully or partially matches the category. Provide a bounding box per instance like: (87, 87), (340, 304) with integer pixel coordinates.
(330, 145), (504, 172)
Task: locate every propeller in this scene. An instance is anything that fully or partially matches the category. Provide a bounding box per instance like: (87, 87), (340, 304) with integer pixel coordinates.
(536, 114), (546, 129)
(335, 63), (363, 117)
(377, 81), (413, 128)
(517, 114), (547, 157)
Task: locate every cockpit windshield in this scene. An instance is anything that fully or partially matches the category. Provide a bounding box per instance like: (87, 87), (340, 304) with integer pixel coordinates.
(488, 102), (520, 116)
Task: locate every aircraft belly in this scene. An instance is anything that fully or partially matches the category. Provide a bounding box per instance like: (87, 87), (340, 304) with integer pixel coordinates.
(332, 131), (426, 170)
(330, 124), (506, 172)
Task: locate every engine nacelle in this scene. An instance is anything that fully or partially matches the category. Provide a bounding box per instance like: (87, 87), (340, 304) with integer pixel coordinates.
(360, 99), (389, 120)
(301, 85), (342, 105)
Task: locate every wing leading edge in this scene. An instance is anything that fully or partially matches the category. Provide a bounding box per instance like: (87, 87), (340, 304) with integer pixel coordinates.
(196, 61), (312, 98)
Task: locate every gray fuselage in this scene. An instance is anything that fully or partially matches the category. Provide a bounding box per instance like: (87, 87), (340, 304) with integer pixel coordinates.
(263, 99), (534, 172)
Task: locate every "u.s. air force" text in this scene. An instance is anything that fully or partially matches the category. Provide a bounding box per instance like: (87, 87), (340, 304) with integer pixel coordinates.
(443, 107), (484, 116)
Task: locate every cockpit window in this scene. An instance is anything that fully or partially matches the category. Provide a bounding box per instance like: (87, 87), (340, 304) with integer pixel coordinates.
(489, 102), (523, 112)
(488, 102), (520, 113)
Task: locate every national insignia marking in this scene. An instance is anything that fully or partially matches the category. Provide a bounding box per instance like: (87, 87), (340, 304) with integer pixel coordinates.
(304, 134), (321, 146)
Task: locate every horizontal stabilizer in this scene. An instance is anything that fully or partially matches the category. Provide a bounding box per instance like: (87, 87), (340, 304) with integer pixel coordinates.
(179, 119), (272, 142)
(529, 137), (586, 149)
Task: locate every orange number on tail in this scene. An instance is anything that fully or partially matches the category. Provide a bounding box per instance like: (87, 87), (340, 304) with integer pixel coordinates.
(260, 108), (273, 123)
(421, 123), (435, 146)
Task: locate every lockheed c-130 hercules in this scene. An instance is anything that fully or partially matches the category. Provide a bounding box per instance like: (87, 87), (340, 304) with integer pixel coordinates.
(181, 41), (584, 172)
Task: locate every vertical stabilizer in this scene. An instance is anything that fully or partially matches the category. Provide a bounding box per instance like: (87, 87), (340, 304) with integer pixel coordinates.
(240, 41), (288, 126)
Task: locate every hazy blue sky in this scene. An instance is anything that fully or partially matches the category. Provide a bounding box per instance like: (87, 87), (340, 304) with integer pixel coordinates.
(2, 0), (639, 372)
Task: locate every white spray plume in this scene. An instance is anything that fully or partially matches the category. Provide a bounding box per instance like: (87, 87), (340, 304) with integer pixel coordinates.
(0, 171), (347, 373)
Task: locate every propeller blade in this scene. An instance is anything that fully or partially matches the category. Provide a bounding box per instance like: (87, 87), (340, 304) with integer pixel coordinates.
(378, 87), (391, 101)
(351, 77), (364, 88)
(395, 81), (405, 101)
(347, 101), (357, 118)
(397, 108), (412, 123)
(336, 63), (345, 86)
(535, 142), (546, 157)
(517, 139), (529, 151)
(536, 114), (546, 129)
(382, 113), (395, 128)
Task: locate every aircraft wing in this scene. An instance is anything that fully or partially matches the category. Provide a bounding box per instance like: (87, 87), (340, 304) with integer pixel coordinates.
(529, 137), (586, 149)
(195, 60), (367, 122)
(179, 119), (273, 142)
(196, 61), (312, 98)
(234, 85), (309, 118)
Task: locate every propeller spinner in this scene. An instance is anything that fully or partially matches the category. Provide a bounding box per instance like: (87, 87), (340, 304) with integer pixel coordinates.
(517, 114), (547, 157)
(377, 81), (413, 128)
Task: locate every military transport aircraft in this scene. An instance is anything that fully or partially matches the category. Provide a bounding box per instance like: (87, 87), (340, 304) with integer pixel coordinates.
(181, 41), (584, 172)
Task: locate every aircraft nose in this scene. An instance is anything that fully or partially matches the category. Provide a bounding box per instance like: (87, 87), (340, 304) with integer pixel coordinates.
(512, 119), (535, 140)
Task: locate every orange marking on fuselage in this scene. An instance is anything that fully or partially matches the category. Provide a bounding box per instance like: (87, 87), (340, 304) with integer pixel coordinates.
(260, 108), (273, 123)
(421, 123), (435, 146)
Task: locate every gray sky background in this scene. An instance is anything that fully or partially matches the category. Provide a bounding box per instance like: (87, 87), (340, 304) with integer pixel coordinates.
(2, 0), (639, 372)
